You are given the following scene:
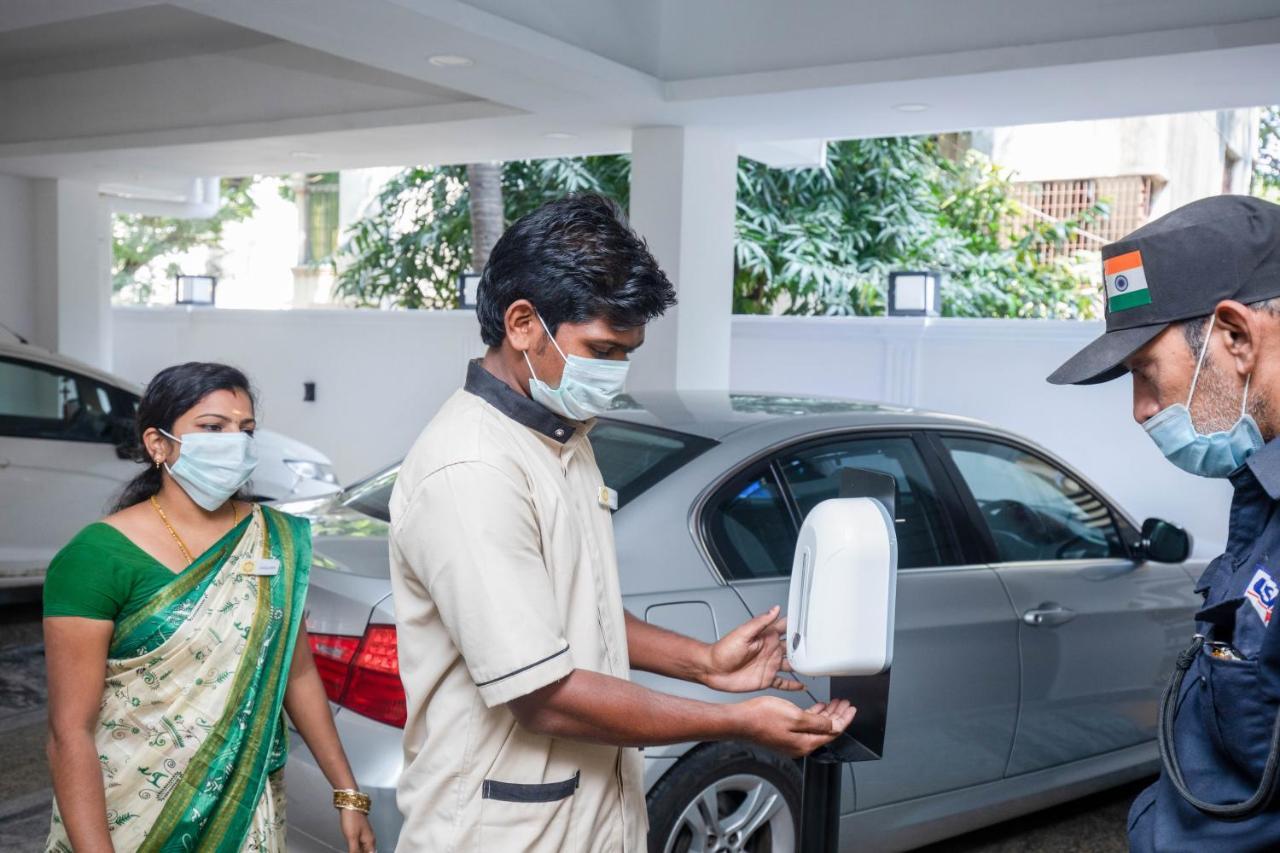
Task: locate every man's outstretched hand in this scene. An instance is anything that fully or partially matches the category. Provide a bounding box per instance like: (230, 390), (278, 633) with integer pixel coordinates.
(703, 605), (805, 693)
(740, 696), (857, 758)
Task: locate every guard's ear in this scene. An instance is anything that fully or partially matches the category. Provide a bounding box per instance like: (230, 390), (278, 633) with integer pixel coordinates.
(1213, 300), (1260, 379)
(503, 299), (540, 354)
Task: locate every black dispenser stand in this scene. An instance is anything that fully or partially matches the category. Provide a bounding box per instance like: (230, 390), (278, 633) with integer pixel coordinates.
(797, 468), (897, 853)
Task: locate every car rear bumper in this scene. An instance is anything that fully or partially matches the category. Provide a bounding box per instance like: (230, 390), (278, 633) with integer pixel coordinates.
(284, 709), (405, 853)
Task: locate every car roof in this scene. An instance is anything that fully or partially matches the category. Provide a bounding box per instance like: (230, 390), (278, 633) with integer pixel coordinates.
(0, 339), (142, 394)
(604, 389), (991, 441)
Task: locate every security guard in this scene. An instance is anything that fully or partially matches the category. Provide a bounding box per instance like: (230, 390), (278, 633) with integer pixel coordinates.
(1049, 195), (1280, 851)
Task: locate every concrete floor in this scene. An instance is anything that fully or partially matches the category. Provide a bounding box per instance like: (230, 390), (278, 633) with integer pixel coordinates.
(0, 598), (1138, 852)
(0, 599), (52, 853)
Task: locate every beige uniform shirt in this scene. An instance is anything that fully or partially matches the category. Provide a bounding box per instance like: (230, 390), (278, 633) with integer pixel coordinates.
(389, 361), (647, 853)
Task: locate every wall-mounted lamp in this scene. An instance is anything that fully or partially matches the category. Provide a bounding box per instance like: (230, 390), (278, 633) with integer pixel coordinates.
(175, 274), (217, 306)
(887, 271), (943, 317)
(458, 272), (482, 309)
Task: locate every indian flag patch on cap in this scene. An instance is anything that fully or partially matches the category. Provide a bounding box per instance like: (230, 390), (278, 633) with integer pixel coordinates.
(1104, 250), (1151, 313)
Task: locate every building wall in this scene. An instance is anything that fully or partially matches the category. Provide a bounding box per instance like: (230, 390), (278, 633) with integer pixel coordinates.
(991, 109), (1258, 217)
(112, 306), (487, 483)
(111, 308), (1232, 555)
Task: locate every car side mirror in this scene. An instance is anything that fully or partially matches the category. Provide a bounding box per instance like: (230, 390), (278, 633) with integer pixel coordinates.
(1140, 517), (1191, 563)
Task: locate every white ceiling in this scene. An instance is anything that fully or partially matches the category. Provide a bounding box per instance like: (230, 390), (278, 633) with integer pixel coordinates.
(0, 0), (1277, 189)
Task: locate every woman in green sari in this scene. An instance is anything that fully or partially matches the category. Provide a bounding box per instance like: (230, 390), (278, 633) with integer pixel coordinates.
(43, 362), (376, 853)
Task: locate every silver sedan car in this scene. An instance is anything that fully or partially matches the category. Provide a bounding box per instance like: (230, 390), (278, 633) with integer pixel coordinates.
(281, 392), (1201, 852)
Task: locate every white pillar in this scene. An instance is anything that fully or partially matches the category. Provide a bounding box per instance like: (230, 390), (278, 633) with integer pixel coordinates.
(33, 179), (112, 369)
(0, 174), (37, 343)
(628, 127), (737, 391)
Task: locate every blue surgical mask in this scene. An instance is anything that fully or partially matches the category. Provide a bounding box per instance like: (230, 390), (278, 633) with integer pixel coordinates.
(524, 314), (630, 421)
(1143, 315), (1264, 479)
(160, 428), (259, 511)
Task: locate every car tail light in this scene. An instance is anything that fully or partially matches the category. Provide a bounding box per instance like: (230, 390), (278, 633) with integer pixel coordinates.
(307, 623), (407, 728)
(309, 633), (360, 701)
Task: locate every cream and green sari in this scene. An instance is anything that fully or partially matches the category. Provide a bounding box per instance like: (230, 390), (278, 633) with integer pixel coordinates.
(46, 505), (311, 853)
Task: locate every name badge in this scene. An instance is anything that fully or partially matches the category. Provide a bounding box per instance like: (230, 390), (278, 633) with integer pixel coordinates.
(598, 486), (619, 511)
(241, 558), (280, 577)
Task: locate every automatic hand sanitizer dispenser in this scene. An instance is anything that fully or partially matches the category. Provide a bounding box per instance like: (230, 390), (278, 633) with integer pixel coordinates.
(787, 468), (900, 853)
(787, 497), (897, 677)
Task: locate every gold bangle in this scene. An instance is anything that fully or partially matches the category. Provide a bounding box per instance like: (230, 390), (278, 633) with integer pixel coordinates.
(333, 788), (372, 814)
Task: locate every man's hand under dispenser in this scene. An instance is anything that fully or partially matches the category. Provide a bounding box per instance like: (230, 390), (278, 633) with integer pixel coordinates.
(739, 696), (857, 758)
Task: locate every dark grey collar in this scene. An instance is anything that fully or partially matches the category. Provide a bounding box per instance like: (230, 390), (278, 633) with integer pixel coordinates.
(1245, 436), (1280, 501)
(464, 359), (574, 445)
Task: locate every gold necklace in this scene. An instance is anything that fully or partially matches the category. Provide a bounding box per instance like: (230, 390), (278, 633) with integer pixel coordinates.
(149, 495), (238, 565)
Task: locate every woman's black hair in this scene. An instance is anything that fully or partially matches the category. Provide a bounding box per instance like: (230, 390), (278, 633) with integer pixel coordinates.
(475, 193), (676, 347)
(113, 362), (257, 512)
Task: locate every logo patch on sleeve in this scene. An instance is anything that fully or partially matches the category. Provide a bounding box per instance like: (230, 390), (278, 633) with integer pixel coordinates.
(1246, 567), (1278, 625)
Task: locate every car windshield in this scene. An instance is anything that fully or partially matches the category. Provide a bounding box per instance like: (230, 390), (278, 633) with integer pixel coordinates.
(341, 419), (715, 522)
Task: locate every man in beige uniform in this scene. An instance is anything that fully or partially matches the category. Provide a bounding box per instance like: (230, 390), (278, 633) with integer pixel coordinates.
(389, 195), (855, 852)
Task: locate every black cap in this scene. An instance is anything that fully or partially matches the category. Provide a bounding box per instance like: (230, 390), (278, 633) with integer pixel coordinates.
(1048, 195), (1280, 386)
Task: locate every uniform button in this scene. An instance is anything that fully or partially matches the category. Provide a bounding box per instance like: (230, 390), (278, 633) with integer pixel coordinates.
(555, 428), (566, 437)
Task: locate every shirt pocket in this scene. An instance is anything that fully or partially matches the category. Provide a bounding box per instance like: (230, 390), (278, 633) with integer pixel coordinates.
(1201, 654), (1278, 776)
(479, 771), (580, 853)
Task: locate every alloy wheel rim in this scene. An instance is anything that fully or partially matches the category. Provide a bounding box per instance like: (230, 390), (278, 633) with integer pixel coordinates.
(663, 772), (794, 853)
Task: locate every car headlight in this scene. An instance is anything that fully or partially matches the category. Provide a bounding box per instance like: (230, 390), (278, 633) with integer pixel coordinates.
(285, 459), (339, 484)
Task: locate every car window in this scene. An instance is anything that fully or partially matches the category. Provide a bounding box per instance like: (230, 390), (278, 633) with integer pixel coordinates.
(942, 436), (1126, 563)
(778, 436), (961, 570)
(0, 357), (120, 444)
(705, 468), (797, 581)
(338, 420), (714, 523)
(590, 421), (715, 509)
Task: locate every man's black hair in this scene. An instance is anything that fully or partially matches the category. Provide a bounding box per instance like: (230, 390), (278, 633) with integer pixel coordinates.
(476, 193), (676, 347)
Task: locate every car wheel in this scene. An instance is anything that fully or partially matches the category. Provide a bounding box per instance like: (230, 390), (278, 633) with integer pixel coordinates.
(647, 742), (800, 853)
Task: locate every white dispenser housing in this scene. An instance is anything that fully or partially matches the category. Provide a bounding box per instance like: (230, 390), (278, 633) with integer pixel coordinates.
(786, 497), (898, 677)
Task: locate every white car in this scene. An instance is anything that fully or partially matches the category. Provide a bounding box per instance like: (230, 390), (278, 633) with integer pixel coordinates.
(0, 339), (341, 588)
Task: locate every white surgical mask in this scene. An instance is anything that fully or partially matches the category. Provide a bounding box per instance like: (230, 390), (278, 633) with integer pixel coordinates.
(160, 428), (259, 511)
(1143, 314), (1264, 479)
(524, 314), (630, 421)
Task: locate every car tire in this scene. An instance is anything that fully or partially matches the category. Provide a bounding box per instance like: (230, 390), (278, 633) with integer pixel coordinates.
(646, 742), (801, 853)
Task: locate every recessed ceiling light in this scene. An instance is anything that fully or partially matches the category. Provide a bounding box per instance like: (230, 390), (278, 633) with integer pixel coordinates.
(893, 103), (929, 113)
(544, 132), (577, 140)
(429, 54), (473, 67)
(290, 151), (321, 160)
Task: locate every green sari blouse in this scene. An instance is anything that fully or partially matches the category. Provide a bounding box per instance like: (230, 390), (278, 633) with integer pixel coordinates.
(43, 522), (200, 622)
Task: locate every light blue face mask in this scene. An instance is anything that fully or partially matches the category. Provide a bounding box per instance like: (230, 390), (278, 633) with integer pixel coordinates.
(524, 314), (630, 421)
(160, 428), (259, 511)
(1143, 315), (1264, 479)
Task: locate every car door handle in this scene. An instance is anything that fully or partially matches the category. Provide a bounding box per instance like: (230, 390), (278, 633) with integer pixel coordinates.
(1022, 604), (1077, 627)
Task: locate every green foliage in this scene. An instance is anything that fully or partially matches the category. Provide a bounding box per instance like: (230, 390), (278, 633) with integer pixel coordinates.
(334, 157), (630, 309)
(932, 151), (1106, 320)
(335, 165), (469, 309)
(734, 138), (1104, 318)
(336, 140), (1103, 318)
(1254, 105), (1280, 200)
(112, 178), (257, 299)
